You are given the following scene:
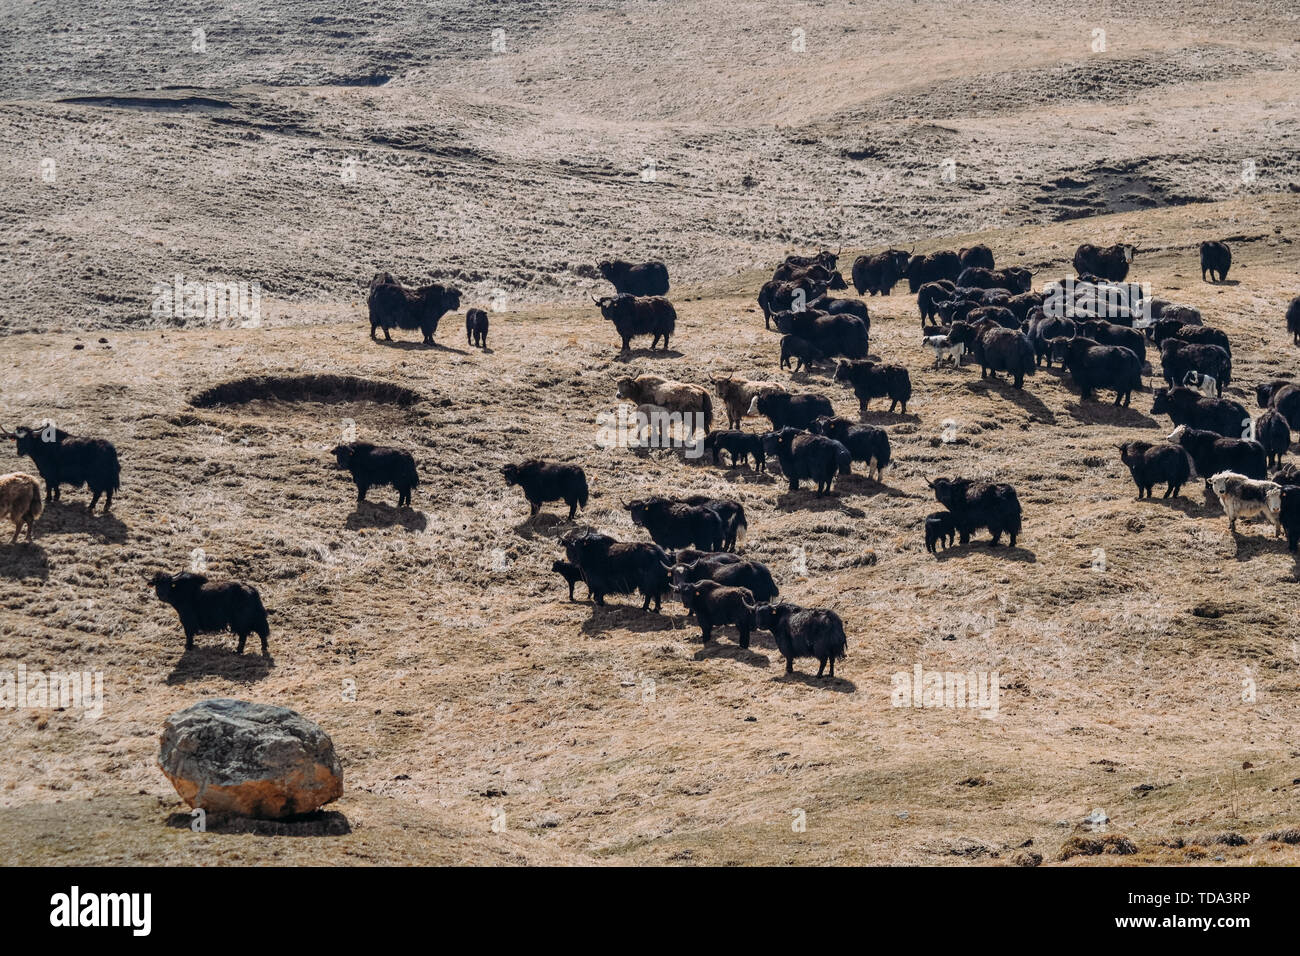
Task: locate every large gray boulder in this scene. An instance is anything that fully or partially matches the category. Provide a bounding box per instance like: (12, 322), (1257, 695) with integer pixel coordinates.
(159, 699), (343, 819)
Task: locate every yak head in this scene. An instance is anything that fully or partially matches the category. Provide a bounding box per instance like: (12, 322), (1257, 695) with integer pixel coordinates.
(1150, 387), (1172, 416)
(150, 571), (206, 603)
(1255, 382), (1281, 408)
(596, 260), (627, 282)
(592, 293), (634, 322)
(753, 601), (793, 633)
(1120, 244), (1137, 263)
(624, 498), (658, 526)
(501, 463), (521, 487)
(925, 477), (969, 510)
(331, 443), (357, 469)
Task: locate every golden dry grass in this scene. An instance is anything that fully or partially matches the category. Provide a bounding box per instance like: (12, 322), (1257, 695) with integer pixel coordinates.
(1, 195), (1299, 865)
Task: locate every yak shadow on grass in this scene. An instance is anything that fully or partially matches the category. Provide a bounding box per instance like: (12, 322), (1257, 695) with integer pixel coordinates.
(0, 542), (49, 581)
(511, 510), (581, 540)
(613, 348), (685, 363)
(773, 489), (867, 516)
(691, 637), (771, 669)
(1227, 527), (1289, 561)
(165, 810), (351, 836)
(1135, 489), (1213, 516)
(857, 408), (921, 427)
(373, 337), (468, 355)
(962, 378), (1058, 424)
(835, 473), (909, 498)
(579, 603), (683, 639)
(166, 645), (274, 685)
(1062, 398), (1157, 429)
(345, 503), (427, 532)
(36, 502), (128, 543)
(933, 541), (1037, 562)
(772, 670), (857, 693)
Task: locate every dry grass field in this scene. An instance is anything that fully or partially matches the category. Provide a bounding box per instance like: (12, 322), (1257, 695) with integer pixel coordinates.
(1, 0), (1299, 866)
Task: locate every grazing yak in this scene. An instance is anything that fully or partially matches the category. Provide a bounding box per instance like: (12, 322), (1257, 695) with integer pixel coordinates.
(597, 259), (670, 297)
(680, 495), (748, 551)
(1200, 241), (1231, 283)
(594, 294), (676, 353)
(4, 425), (120, 513)
(502, 459), (589, 520)
(1255, 409), (1292, 467)
(151, 571), (270, 655)
(754, 602), (847, 678)
(1050, 336), (1141, 406)
(809, 416), (891, 480)
(1288, 296), (1300, 345)
(675, 580), (757, 648)
(928, 477), (1023, 547)
(1079, 319), (1146, 366)
(972, 327), (1036, 389)
(959, 244), (995, 270)
(1150, 319), (1231, 356)
(1167, 425), (1266, 483)
(906, 251), (962, 293)
(1256, 381), (1300, 429)
(780, 334), (827, 372)
(703, 430), (767, 471)
(1024, 312), (1076, 367)
(1073, 243), (1137, 282)
(1159, 339), (1230, 395)
(758, 277), (829, 327)
(807, 294), (869, 325)
(774, 310), (870, 359)
(773, 261), (848, 290)
(560, 528), (672, 612)
(1118, 441), (1192, 499)
(465, 308), (489, 348)
(0, 473), (42, 543)
(617, 374), (713, 433)
(834, 360), (912, 414)
(627, 497), (725, 552)
(763, 428), (850, 495)
(670, 557), (778, 603)
(917, 280), (957, 324)
(782, 250), (840, 272)
(551, 559), (586, 601)
(1209, 472), (1283, 536)
(956, 266), (1032, 294)
(332, 442), (418, 508)
(711, 374), (786, 430)
(925, 511), (957, 555)
(852, 249), (912, 296)
(1152, 386), (1249, 439)
(754, 391), (835, 430)
(367, 273), (462, 345)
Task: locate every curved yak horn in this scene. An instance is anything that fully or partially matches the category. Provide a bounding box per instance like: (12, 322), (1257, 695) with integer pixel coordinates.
(590, 293), (601, 303)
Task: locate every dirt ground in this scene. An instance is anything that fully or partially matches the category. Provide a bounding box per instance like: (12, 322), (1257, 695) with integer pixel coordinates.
(1, 0), (1299, 866)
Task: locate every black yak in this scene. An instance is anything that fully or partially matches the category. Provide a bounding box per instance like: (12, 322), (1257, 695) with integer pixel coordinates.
(597, 259), (670, 297)
(367, 273), (461, 345)
(754, 602), (847, 677)
(1200, 241), (1231, 283)
(593, 293), (676, 353)
(502, 459), (588, 520)
(1151, 387), (1249, 439)
(675, 580), (758, 648)
(1118, 440), (1192, 499)
(1073, 243), (1136, 282)
(852, 249), (912, 296)
(332, 442), (418, 507)
(928, 477), (1022, 546)
(151, 571), (270, 655)
(762, 427), (850, 495)
(4, 424), (120, 513)
(560, 528), (672, 611)
(465, 308), (489, 348)
(834, 360), (912, 414)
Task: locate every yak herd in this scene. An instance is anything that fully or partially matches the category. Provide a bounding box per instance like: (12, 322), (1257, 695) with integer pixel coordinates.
(3, 243), (1299, 681)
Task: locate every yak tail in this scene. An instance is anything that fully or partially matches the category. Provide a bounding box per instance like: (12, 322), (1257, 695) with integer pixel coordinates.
(26, 489), (43, 524)
(700, 394), (713, 433)
(108, 449), (122, 490)
(837, 446), (852, 476)
(577, 476), (590, 509)
(734, 516), (747, 546)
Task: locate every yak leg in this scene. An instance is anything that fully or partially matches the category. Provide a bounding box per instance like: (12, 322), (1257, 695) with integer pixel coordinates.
(236, 631), (247, 654)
